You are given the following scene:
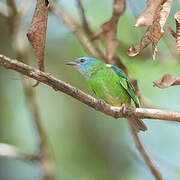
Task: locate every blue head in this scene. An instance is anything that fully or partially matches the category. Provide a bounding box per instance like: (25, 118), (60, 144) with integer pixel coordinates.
(66, 57), (99, 78)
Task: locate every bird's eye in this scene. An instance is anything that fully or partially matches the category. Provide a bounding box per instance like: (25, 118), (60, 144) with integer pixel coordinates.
(80, 59), (86, 63)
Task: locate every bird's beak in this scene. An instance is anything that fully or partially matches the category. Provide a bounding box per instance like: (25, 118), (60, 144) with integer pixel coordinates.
(65, 61), (77, 66)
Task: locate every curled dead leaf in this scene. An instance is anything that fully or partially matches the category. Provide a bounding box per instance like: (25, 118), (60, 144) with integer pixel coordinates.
(27, 0), (49, 73)
(128, 0), (172, 60)
(174, 11), (180, 54)
(153, 74), (180, 89)
(135, 0), (162, 27)
(127, 28), (151, 57)
(126, 44), (140, 56)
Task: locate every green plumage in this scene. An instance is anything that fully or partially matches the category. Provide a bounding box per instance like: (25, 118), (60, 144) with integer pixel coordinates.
(87, 61), (139, 108)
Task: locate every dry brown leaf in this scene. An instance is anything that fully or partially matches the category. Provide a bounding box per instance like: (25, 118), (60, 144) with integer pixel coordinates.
(127, 27), (151, 57)
(148, 2), (163, 60)
(135, 0), (162, 27)
(128, 0), (172, 60)
(27, 0), (49, 73)
(92, 0), (126, 63)
(174, 11), (180, 54)
(126, 44), (140, 56)
(148, 0), (172, 60)
(145, 0), (172, 60)
(153, 74), (180, 89)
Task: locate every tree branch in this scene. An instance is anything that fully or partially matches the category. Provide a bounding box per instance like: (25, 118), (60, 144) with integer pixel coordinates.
(0, 54), (180, 122)
(75, 0), (106, 60)
(0, 143), (39, 162)
(0, 2), (8, 19)
(76, 0), (93, 36)
(49, 3), (105, 61)
(128, 121), (162, 180)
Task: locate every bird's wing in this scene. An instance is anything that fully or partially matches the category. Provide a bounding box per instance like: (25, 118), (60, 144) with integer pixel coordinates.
(108, 65), (140, 107)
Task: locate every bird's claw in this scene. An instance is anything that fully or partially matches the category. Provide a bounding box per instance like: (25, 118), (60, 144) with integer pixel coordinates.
(121, 103), (126, 114)
(98, 99), (106, 106)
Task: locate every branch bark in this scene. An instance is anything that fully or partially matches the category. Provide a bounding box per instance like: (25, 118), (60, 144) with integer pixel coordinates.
(0, 54), (180, 122)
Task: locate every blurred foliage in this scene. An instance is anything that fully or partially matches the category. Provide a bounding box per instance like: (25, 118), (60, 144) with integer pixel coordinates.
(0, 0), (180, 180)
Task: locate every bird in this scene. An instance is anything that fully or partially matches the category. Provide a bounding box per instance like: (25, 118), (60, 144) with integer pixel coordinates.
(66, 57), (147, 132)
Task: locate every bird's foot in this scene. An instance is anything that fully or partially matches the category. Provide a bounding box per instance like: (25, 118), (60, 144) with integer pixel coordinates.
(97, 99), (106, 106)
(121, 103), (126, 114)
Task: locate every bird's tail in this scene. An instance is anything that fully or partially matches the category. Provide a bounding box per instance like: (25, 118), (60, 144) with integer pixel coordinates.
(128, 118), (147, 132)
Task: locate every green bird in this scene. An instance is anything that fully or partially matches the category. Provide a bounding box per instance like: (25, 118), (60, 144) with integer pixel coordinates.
(66, 57), (147, 132)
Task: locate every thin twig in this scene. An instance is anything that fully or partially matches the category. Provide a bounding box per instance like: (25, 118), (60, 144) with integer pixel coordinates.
(50, 2), (128, 72)
(6, 0), (17, 14)
(128, 120), (162, 180)
(0, 54), (180, 122)
(165, 24), (177, 39)
(76, 0), (93, 36)
(92, 0), (126, 63)
(5, 1), (55, 179)
(50, 3), (105, 61)
(21, 76), (54, 180)
(0, 143), (39, 162)
(19, 0), (32, 16)
(0, 2), (8, 19)
(75, 0), (106, 60)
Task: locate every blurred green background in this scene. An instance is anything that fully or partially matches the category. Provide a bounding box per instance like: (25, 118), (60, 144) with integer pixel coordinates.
(0, 0), (180, 179)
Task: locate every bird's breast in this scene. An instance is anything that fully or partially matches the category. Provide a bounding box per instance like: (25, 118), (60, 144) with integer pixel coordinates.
(88, 70), (131, 107)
